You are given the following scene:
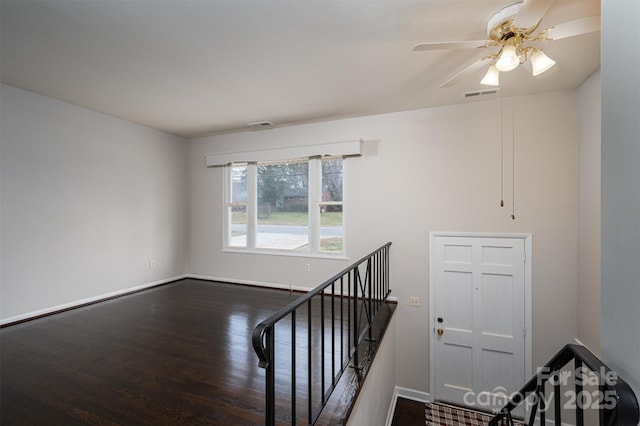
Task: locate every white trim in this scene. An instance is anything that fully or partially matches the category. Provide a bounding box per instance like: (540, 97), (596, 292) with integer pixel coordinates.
(221, 247), (349, 260)
(0, 274), (188, 326)
(206, 139), (362, 167)
(2, 274), (397, 326)
(395, 386), (431, 403)
(428, 232), (533, 404)
(187, 274), (310, 293)
(429, 234), (436, 404)
(428, 231), (532, 239)
(186, 274), (398, 302)
(384, 387), (400, 426)
(222, 157), (348, 258)
(385, 387), (431, 426)
(524, 234), (533, 379)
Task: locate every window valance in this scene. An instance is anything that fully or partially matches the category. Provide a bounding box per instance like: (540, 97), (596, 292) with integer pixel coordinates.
(205, 139), (362, 167)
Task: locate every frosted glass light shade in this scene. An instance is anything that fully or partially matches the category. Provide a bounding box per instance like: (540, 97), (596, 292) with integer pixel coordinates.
(496, 45), (519, 72)
(480, 65), (500, 86)
(531, 49), (556, 76)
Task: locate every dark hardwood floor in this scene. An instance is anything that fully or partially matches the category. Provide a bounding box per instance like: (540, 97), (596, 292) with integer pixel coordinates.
(0, 278), (395, 425)
(391, 397), (426, 425)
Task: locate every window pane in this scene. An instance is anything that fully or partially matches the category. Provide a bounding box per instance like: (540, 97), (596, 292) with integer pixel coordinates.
(229, 163), (247, 248)
(256, 160), (309, 251)
(320, 159), (343, 253)
(320, 204), (343, 253)
(231, 164), (247, 203)
(229, 205), (247, 247)
(321, 159), (343, 202)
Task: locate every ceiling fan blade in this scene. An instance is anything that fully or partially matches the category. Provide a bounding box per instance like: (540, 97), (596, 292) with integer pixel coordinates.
(413, 40), (488, 51)
(440, 56), (492, 88)
(544, 16), (600, 40)
(513, 0), (553, 30)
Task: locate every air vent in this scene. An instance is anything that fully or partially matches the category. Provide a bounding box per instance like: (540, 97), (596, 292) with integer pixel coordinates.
(246, 121), (274, 130)
(463, 88), (500, 98)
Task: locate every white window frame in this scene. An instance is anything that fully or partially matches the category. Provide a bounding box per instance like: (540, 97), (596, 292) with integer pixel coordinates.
(223, 157), (347, 259)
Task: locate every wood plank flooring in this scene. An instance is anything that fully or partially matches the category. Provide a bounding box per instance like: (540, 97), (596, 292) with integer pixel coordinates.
(391, 397), (426, 425)
(0, 278), (395, 425)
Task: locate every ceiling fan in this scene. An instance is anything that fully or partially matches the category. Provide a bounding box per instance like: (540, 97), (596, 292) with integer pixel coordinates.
(413, 0), (600, 88)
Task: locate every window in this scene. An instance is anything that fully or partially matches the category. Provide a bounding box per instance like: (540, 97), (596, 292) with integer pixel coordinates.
(225, 157), (345, 256)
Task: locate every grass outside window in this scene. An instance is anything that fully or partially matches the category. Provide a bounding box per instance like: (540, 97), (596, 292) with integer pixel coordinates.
(231, 211), (342, 226)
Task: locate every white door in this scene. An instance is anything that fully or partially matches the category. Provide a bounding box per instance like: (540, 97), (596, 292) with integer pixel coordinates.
(431, 234), (527, 413)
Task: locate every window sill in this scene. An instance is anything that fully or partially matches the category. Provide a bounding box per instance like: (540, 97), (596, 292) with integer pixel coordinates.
(222, 247), (349, 261)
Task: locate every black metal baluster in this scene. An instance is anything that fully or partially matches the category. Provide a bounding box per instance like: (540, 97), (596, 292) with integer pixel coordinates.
(320, 292), (325, 403)
(575, 358), (584, 426)
(340, 276), (344, 369)
(347, 271), (351, 361)
(331, 281), (336, 385)
(554, 372), (561, 426)
(251, 244), (393, 426)
(376, 251), (381, 312)
(367, 258), (373, 343)
(539, 385), (546, 426)
(372, 252), (377, 314)
(527, 392), (538, 426)
(307, 300), (312, 425)
(291, 311), (296, 425)
(599, 380), (607, 426)
(266, 327), (275, 426)
(352, 267), (359, 369)
(386, 245), (390, 296)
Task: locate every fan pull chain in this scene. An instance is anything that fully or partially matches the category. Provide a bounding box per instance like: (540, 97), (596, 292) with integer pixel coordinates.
(500, 96), (505, 208)
(511, 99), (516, 221)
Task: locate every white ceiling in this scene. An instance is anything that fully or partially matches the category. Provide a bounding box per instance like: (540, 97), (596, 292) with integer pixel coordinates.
(0, 0), (600, 138)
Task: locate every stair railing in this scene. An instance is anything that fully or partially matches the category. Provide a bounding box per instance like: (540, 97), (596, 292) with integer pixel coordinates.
(252, 242), (392, 426)
(489, 343), (639, 426)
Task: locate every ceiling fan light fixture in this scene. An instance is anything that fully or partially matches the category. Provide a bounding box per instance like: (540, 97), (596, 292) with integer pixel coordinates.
(481, 64), (500, 86)
(495, 44), (520, 72)
(530, 49), (556, 76)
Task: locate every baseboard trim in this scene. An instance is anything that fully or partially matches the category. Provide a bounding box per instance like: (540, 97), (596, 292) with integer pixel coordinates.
(186, 274), (310, 293)
(395, 386), (431, 403)
(2, 273), (398, 327)
(186, 274), (399, 302)
(0, 274), (188, 327)
(385, 386), (431, 426)
(384, 387), (401, 426)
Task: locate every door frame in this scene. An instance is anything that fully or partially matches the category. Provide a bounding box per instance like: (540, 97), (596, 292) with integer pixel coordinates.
(428, 231), (532, 404)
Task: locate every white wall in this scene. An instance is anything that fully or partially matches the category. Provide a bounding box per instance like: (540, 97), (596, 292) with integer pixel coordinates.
(601, 0), (640, 397)
(347, 313), (396, 426)
(0, 80), (587, 400)
(576, 70), (601, 354)
(0, 84), (188, 322)
(188, 91), (579, 393)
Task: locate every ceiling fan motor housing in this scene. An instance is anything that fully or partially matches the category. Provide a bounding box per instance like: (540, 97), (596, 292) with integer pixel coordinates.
(487, 2), (537, 41)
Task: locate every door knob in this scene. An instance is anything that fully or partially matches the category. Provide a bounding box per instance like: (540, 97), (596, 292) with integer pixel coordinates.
(437, 328), (444, 336)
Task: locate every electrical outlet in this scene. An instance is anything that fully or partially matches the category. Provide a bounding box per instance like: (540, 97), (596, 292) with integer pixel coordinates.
(408, 296), (420, 307)
(149, 259), (156, 269)
(304, 264), (311, 272)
